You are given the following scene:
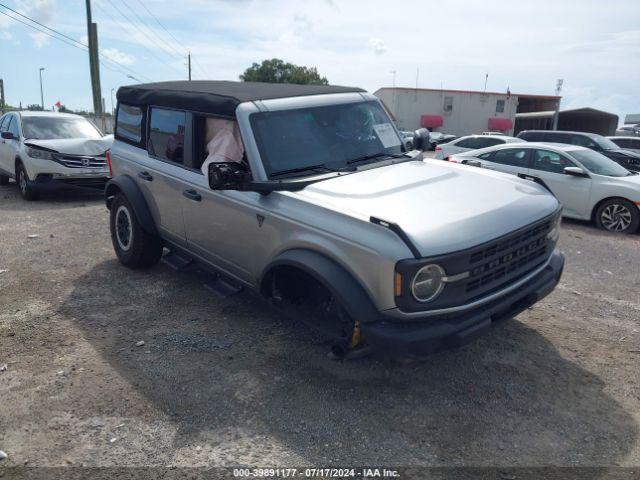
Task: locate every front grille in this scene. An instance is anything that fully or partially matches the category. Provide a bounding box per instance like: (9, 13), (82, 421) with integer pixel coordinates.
(52, 153), (107, 169)
(465, 219), (552, 294)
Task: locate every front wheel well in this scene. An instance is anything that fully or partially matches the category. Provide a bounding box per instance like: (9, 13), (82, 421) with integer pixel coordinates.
(261, 265), (329, 304)
(105, 183), (123, 209)
(591, 196), (636, 221)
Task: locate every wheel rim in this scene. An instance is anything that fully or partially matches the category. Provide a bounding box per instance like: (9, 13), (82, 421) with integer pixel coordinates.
(18, 169), (27, 193)
(601, 204), (633, 232)
(115, 205), (133, 251)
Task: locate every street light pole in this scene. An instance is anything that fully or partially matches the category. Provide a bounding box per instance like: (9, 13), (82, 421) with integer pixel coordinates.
(39, 67), (45, 110)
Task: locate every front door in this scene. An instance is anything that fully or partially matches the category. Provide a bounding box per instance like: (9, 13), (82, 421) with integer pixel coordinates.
(476, 147), (531, 176)
(529, 148), (592, 218)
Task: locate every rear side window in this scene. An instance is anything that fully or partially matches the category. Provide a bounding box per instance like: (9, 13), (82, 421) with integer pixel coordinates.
(148, 108), (186, 164)
(477, 138), (503, 148)
(456, 137), (479, 149)
(570, 134), (598, 149)
(116, 104), (143, 143)
(532, 149), (576, 173)
(0, 115), (8, 132)
(490, 148), (530, 168)
(518, 131), (543, 141)
(612, 138), (628, 148)
(544, 132), (572, 144)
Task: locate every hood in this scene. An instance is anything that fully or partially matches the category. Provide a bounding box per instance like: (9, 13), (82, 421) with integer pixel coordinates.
(293, 160), (559, 257)
(24, 135), (114, 156)
(606, 148), (640, 159)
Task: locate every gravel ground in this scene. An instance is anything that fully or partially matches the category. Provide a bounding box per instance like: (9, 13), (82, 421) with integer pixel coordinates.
(0, 179), (639, 474)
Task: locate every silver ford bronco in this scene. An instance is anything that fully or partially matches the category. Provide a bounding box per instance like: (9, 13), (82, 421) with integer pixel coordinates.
(105, 80), (564, 357)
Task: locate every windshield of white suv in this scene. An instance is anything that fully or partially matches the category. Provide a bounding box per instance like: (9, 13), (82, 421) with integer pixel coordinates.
(22, 116), (103, 140)
(570, 149), (632, 177)
(250, 101), (404, 178)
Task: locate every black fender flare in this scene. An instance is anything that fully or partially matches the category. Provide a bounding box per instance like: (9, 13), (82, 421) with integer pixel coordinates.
(260, 249), (381, 323)
(105, 175), (158, 236)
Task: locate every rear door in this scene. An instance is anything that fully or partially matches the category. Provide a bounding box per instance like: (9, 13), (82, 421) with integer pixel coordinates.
(0, 114), (20, 176)
(0, 114), (11, 175)
(529, 148), (592, 218)
(118, 106), (191, 246)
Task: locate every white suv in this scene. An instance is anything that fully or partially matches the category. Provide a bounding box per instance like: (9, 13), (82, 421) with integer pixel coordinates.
(451, 142), (640, 233)
(0, 111), (113, 200)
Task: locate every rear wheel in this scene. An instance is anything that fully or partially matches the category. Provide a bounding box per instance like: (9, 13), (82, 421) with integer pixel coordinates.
(16, 162), (38, 201)
(109, 193), (163, 268)
(595, 198), (640, 234)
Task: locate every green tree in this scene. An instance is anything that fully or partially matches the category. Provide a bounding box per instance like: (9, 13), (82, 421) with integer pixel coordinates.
(26, 104), (44, 111)
(240, 58), (329, 85)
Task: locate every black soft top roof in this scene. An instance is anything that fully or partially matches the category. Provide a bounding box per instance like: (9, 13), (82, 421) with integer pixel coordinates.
(117, 80), (366, 118)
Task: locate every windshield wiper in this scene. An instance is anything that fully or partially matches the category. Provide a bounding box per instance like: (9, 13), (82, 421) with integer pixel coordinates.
(271, 163), (341, 179)
(347, 152), (407, 165)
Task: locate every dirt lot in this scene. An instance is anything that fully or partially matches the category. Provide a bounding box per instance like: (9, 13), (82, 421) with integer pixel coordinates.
(0, 179), (639, 474)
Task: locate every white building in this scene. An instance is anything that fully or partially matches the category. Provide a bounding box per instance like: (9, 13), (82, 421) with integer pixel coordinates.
(374, 87), (560, 137)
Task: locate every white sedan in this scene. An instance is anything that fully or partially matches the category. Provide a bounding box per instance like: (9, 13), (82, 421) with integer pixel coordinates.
(434, 134), (522, 160)
(449, 142), (640, 233)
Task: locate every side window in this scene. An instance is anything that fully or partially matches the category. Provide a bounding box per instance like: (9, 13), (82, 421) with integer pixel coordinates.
(544, 132), (571, 144)
(571, 134), (597, 149)
(532, 149), (575, 173)
(614, 139), (628, 148)
(116, 104), (143, 143)
(479, 138), (503, 148)
(456, 137), (478, 149)
(7, 116), (20, 137)
(631, 139), (640, 149)
(490, 148), (530, 168)
(443, 96), (453, 112)
(0, 115), (8, 132)
(519, 131), (542, 142)
(478, 152), (494, 160)
(496, 99), (505, 113)
(148, 108), (186, 164)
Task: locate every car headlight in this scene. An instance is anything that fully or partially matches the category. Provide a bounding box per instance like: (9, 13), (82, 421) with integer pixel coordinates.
(26, 147), (54, 160)
(547, 214), (562, 242)
(411, 264), (445, 302)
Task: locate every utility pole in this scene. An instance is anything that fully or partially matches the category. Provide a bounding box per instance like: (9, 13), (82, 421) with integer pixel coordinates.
(553, 78), (564, 130)
(39, 68), (45, 110)
(0, 79), (5, 114)
(85, 0), (103, 114)
(188, 51), (192, 81)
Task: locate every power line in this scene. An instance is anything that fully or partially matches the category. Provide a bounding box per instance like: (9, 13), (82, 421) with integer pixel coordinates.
(101, 0), (183, 73)
(0, 5), (152, 82)
(132, 0), (213, 79)
(119, 0), (185, 61)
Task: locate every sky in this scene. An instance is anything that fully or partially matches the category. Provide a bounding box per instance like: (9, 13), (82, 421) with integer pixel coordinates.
(0, 0), (638, 124)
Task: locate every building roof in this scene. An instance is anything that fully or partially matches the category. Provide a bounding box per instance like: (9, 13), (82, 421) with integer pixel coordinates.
(559, 107), (618, 118)
(117, 80), (365, 117)
(375, 87), (561, 100)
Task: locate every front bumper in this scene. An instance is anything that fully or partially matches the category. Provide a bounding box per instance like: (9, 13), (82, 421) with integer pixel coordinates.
(362, 249), (565, 357)
(30, 173), (109, 191)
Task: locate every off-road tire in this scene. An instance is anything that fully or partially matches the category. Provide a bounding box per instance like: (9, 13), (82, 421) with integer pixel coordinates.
(595, 198), (640, 234)
(16, 162), (38, 201)
(109, 193), (163, 268)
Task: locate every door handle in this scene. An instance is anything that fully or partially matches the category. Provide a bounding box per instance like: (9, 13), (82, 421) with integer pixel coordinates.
(182, 189), (202, 202)
(137, 171), (153, 182)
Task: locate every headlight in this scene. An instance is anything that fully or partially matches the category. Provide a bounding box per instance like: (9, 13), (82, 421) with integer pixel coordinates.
(411, 264), (445, 302)
(26, 147), (53, 160)
(547, 214), (562, 242)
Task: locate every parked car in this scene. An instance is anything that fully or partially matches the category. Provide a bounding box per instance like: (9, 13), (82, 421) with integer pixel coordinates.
(615, 125), (640, 137)
(0, 111), (113, 200)
(449, 142), (640, 233)
(428, 131), (457, 150)
(516, 130), (640, 172)
(607, 136), (640, 154)
(434, 134), (522, 159)
(399, 130), (415, 150)
(105, 80), (563, 358)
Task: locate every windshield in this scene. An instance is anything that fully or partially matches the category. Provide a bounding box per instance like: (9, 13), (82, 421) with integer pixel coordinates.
(250, 101), (403, 178)
(593, 135), (620, 150)
(570, 149), (631, 177)
(23, 116), (103, 140)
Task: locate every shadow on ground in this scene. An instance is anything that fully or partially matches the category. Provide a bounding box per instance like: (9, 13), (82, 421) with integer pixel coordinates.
(60, 259), (638, 469)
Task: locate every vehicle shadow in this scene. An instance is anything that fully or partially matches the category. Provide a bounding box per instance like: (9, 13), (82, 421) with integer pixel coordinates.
(0, 181), (103, 210)
(60, 259), (638, 470)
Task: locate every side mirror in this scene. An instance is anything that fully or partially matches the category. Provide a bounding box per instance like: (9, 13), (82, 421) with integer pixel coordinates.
(1, 131), (16, 140)
(208, 162), (250, 190)
(412, 128), (430, 151)
(564, 166), (589, 178)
